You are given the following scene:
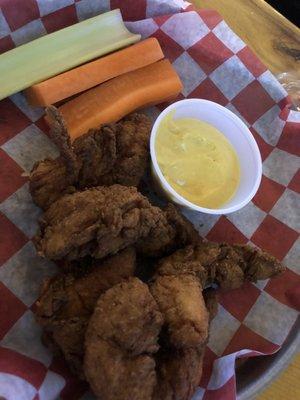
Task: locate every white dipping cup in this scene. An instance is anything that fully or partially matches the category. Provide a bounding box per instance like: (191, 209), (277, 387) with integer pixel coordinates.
(150, 99), (262, 215)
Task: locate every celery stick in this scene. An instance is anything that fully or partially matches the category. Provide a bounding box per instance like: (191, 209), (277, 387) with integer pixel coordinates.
(0, 9), (140, 101)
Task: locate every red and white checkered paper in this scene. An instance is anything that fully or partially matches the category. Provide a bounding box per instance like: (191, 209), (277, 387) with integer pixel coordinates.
(0, 1), (299, 399)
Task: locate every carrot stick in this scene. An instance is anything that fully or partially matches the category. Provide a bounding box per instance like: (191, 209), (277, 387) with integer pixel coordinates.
(53, 59), (182, 141)
(25, 38), (164, 106)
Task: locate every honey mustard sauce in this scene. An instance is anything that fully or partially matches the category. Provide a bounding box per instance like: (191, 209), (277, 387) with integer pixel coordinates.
(155, 112), (240, 209)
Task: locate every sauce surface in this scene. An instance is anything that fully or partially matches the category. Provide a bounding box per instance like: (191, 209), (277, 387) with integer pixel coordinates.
(155, 112), (240, 209)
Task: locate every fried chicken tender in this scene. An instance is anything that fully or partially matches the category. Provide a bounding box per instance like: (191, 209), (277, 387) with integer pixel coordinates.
(30, 107), (151, 209)
(90, 113), (151, 187)
(35, 247), (136, 377)
(153, 347), (204, 400)
(36, 185), (200, 262)
(35, 185), (163, 261)
(83, 275), (210, 400)
(84, 278), (163, 400)
(137, 203), (199, 257)
(152, 282), (216, 400)
(156, 242), (285, 289)
(150, 274), (209, 348)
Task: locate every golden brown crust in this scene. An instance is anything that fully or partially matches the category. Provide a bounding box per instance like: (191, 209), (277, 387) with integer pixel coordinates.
(74, 125), (117, 188)
(84, 278), (163, 400)
(155, 242), (285, 290)
(35, 238), (283, 398)
(95, 113), (151, 187)
(35, 185), (162, 261)
(29, 111), (151, 210)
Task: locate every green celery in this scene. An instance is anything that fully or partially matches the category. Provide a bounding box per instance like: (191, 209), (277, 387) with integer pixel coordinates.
(0, 9), (140, 101)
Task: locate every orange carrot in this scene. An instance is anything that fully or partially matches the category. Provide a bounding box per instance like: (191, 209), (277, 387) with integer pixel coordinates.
(25, 38), (164, 106)
(54, 59), (183, 141)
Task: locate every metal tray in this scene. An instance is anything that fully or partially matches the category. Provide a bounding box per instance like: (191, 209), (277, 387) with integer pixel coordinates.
(236, 317), (300, 399)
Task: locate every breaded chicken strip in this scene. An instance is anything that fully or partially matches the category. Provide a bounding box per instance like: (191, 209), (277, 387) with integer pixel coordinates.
(90, 113), (151, 188)
(35, 247), (136, 377)
(36, 186), (201, 262)
(35, 185), (162, 261)
(84, 278), (163, 400)
(30, 107), (151, 209)
(155, 242), (285, 289)
(150, 274), (209, 348)
(152, 283), (217, 400)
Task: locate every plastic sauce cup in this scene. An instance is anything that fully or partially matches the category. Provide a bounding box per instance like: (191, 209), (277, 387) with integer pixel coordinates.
(150, 99), (262, 215)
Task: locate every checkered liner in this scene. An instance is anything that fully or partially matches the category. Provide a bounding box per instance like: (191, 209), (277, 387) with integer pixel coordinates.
(0, 1), (299, 399)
